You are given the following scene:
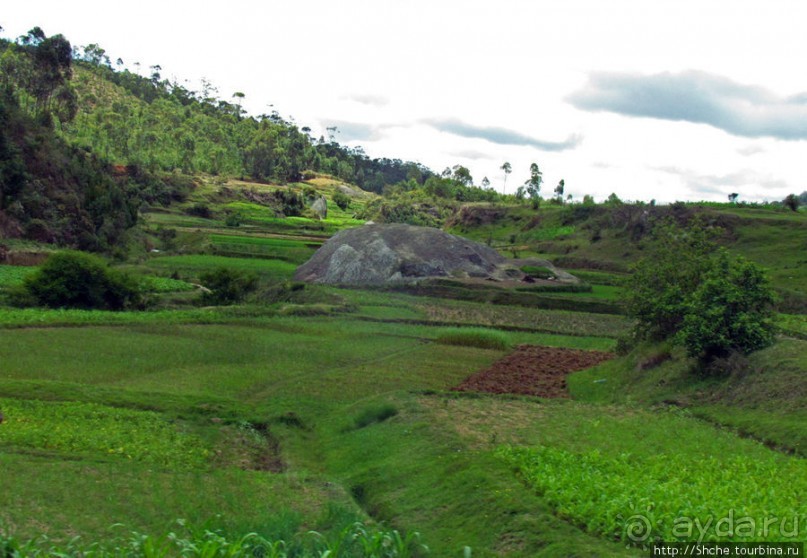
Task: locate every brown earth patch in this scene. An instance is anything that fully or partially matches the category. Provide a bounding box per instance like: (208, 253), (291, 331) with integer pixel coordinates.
(452, 345), (613, 398)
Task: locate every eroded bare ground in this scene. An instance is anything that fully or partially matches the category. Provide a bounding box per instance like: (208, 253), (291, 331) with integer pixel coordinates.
(452, 344), (614, 398)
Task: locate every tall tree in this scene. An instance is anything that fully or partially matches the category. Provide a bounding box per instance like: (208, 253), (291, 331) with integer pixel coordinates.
(554, 179), (565, 203)
(500, 161), (511, 194)
(481, 176), (491, 189)
(451, 164), (473, 186)
(524, 163), (542, 208)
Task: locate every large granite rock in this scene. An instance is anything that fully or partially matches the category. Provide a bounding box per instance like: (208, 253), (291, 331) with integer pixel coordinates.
(310, 196), (328, 220)
(294, 223), (508, 285)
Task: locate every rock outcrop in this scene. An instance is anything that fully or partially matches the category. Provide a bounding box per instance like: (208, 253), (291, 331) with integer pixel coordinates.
(294, 223), (574, 286)
(310, 196), (328, 220)
(294, 224), (509, 285)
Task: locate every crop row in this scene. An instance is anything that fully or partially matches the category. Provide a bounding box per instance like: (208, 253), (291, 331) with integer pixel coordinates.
(0, 398), (208, 468)
(0, 521), (429, 557)
(497, 444), (806, 545)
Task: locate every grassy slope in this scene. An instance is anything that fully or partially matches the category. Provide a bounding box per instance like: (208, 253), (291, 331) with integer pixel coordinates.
(569, 339), (807, 456)
(447, 203), (807, 302)
(0, 314), (631, 555)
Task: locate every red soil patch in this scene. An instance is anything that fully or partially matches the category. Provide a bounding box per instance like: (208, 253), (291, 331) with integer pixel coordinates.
(452, 345), (613, 398)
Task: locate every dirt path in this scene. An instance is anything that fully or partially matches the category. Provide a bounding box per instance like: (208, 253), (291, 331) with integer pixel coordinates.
(452, 345), (613, 398)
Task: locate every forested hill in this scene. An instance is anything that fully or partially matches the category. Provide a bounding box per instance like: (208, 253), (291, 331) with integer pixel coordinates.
(64, 47), (432, 189)
(0, 27), (432, 250)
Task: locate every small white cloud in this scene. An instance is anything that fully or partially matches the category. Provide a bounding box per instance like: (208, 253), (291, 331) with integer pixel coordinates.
(737, 145), (766, 157)
(345, 94), (390, 107)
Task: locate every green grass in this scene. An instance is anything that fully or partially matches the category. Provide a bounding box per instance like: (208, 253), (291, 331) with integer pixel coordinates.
(435, 327), (511, 350)
(145, 254), (297, 280)
(569, 339), (807, 455)
(414, 297), (632, 338)
(0, 450), (355, 544)
(0, 265), (35, 288)
(537, 284), (623, 301)
(568, 270), (629, 286)
(209, 234), (319, 264)
(778, 313), (807, 337)
(0, 306), (265, 328)
(322, 393), (635, 557)
(140, 275), (196, 293)
(1, 199), (805, 557)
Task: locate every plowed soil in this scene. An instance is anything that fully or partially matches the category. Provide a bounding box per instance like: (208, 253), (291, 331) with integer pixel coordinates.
(452, 345), (613, 398)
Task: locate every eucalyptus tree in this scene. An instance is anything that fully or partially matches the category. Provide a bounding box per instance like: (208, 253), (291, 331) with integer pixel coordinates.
(500, 161), (511, 194)
(524, 163), (542, 208)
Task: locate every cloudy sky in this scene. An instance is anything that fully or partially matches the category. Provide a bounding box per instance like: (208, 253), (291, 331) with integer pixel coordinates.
(3, 1), (806, 202)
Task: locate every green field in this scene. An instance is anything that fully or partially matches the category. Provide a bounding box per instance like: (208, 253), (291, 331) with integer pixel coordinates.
(2, 194), (805, 557)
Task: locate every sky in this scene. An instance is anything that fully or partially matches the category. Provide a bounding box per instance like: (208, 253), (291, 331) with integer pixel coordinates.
(3, 0), (806, 203)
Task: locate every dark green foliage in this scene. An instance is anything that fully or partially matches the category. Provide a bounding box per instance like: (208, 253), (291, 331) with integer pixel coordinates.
(332, 191), (351, 211)
(623, 220), (718, 339)
(186, 203), (213, 219)
(67, 53), (433, 190)
(23, 251), (141, 310)
(624, 222), (776, 367)
(271, 189), (305, 217)
(353, 404), (399, 429)
(0, 65), (139, 251)
(224, 212), (242, 227)
(783, 193), (800, 212)
(199, 267), (258, 305)
(679, 251), (776, 362)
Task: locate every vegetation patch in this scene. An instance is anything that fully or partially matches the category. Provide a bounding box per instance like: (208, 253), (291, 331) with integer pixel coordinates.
(497, 444), (806, 545)
(21, 251), (142, 310)
(0, 398), (208, 468)
(520, 265), (557, 280)
(0, 521), (427, 558)
(353, 404), (400, 429)
(0, 265), (35, 289)
(435, 327), (510, 350)
(140, 275), (196, 293)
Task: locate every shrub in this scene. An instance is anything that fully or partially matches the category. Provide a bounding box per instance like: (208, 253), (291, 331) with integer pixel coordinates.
(623, 220), (717, 340)
(224, 212), (242, 227)
(186, 203), (212, 218)
(24, 251), (142, 310)
(783, 193), (800, 212)
(678, 251), (776, 362)
(200, 267), (258, 305)
(332, 191), (351, 211)
(624, 222), (776, 368)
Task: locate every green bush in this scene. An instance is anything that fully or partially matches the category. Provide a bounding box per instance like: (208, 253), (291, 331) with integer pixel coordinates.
(624, 221), (775, 368)
(678, 251), (776, 362)
(200, 267), (258, 305)
(186, 203), (213, 218)
(23, 251), (142, 310)
(332, 191), (351, 211)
